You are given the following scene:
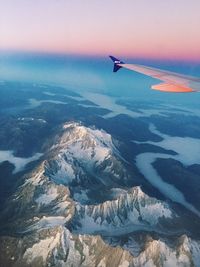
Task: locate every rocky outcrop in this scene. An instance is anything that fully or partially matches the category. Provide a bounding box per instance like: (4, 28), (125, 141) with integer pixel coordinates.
(71, 186), (174, 235)
(1, 122), (200, 267)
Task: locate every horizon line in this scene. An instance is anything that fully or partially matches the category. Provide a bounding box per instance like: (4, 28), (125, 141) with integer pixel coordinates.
(0, 48), (200, 64)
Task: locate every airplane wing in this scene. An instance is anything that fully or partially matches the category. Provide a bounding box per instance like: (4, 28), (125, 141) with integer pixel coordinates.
(109, 56), (200, 93)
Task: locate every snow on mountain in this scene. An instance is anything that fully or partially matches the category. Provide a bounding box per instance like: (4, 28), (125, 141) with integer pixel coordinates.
(71, 186), (174, 236)
(1, 225), (200, 267)
(46, 122), (120, 183)
(2, 121), (200, 267)
(58, 122), (115, 165)
(132, 235), (200, 267)
(24, 216), (68, 232)
(2, 122), (129, 233)
(1, 163), (74, 233)
(44, 122), (134, 204)
(35, 185), (58, 206)
(0, 226), (133, 267)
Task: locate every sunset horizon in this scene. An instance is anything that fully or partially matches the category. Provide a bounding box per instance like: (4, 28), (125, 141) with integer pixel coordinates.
(1, 0), (200, 62)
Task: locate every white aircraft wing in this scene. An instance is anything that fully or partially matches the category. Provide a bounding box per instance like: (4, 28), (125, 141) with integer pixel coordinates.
(109, 56), (200, 93)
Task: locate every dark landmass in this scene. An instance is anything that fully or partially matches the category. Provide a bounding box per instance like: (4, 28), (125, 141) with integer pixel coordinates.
(148, 114), (200, 139)
(153, 158), (200, 210)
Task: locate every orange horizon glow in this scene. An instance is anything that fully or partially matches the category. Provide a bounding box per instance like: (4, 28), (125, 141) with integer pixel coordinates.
(1, 47), (199, 63)
(0, 0), (200, 63)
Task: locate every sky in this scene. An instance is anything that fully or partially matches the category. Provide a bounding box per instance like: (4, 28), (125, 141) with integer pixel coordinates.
(0, 0), (200, 61)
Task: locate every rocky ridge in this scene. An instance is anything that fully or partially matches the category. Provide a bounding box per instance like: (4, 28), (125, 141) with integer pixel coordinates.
(0, 122), (200, 267)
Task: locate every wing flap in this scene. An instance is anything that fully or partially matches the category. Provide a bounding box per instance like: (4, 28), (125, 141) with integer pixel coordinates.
(152, 83), (194, 93)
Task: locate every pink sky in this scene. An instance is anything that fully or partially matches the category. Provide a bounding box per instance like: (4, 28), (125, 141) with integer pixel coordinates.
(0, 0), (200, 61)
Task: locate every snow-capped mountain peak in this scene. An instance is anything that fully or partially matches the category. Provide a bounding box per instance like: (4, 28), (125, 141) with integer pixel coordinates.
(71, 186), (174, 236)
(44, 122), (129, 194)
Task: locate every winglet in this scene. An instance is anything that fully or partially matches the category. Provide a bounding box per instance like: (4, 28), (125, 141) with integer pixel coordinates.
(109, 56), (124, 72)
